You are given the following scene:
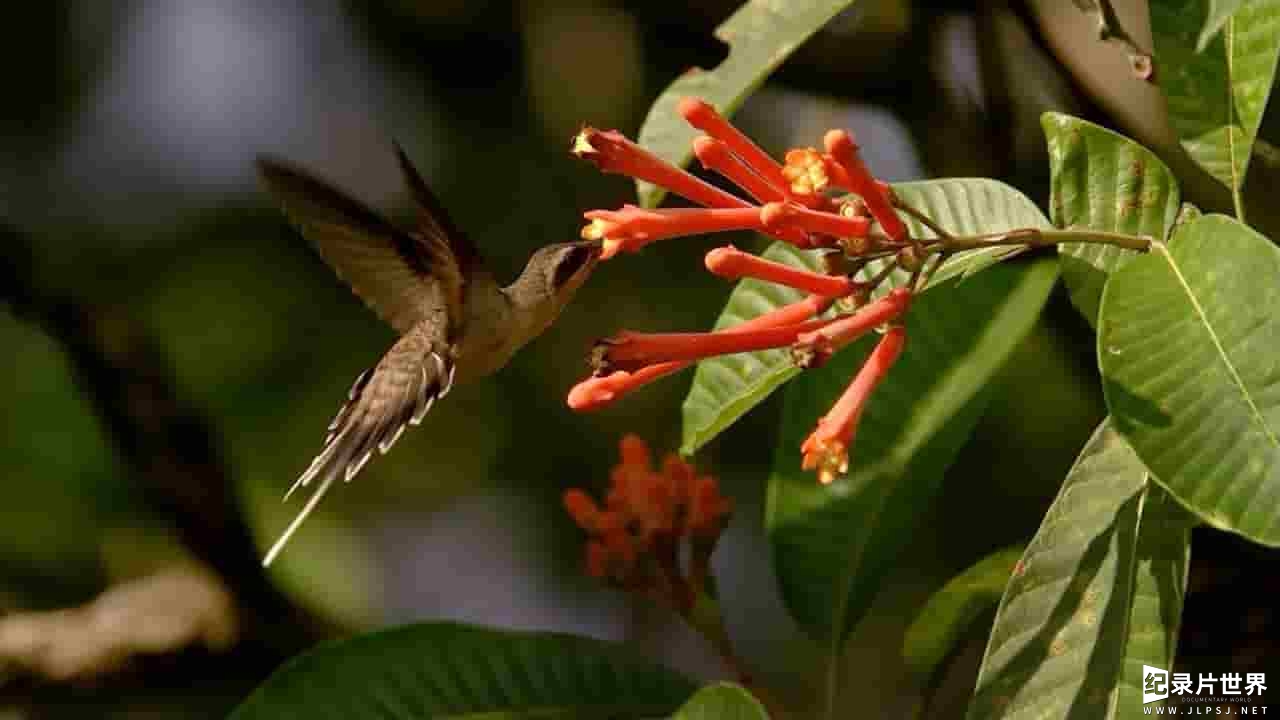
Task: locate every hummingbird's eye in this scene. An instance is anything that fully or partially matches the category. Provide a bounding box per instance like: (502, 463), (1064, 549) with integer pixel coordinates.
(552, 245), (595, 288)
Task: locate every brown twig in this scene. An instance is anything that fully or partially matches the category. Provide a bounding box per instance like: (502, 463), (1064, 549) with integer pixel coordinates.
(0, 567), (237, 682)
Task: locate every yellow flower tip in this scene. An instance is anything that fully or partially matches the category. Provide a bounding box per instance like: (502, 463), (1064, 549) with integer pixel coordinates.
(581, 218), (606, 240)
(580, 219), (624, 258)
(571, 127), (600, 158)
(782, 148), (828, 196)
(801, 435), (848, 485)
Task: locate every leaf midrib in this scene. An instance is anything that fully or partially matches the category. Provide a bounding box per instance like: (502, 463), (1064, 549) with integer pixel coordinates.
(1225, 16), (1246, 215)
(1156, 241), (1280, 449)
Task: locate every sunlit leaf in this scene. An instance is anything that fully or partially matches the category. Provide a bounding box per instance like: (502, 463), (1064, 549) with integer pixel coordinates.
(1199, 0), (1248, 49)
(1042, 113), (1180, 325)
(230, 623), (695, 719)
(635, 0), (859, 207)
(968, 422), (1191, 719)
(1150, 0), (1280, 213)
(671, 683), (770, 720)
(1099, 214), (1280, 545)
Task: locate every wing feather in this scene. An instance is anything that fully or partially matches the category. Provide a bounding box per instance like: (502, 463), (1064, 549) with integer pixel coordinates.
(256, 155), (457, 335)
(393, 142), (482, 274)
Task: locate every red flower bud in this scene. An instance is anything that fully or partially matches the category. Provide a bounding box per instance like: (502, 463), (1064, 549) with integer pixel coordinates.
(618, 433), (651, 469)
(564, 489), (603, 533)
(692, 136), (787, 203)
(573, 127), (810, 248)
(760, 201), (871, 241)
(705, 245), (856, 297)
(687, 476), (732, 539)
(678, 98), (787, 196)
(823, 129), (907, 242)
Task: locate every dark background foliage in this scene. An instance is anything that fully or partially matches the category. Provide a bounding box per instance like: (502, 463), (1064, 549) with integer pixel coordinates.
(0, 1), (1273, 717)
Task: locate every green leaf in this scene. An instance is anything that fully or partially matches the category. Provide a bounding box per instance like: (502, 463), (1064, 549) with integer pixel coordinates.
(1099, 214), (1280, 545)
(1150, 0), (1280, 213)
(1199, 0), (1248, 49)
(680, 241), (816, 456)
(635, 0), (858, 208)
(680, 179), (1049, 455)
(767, 256), (1059, 647)
(1042, 113), (1181, 326)
(903, 546), (1025, 681)
(230, 623), (695, 719)
(967, 422), (1191, 719)
(1116, 487), (1194, 714)
(671, 684), (770, 720)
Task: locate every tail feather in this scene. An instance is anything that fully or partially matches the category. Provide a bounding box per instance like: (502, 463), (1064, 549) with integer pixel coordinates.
(263, 347), (451, 567)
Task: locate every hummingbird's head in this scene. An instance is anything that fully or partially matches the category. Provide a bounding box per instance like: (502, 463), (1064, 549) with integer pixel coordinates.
(532, 239), (602, 301)
(508, 239), (603, 335)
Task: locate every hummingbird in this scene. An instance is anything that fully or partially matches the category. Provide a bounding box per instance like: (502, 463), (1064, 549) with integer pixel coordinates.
(255, 145), (601, 566)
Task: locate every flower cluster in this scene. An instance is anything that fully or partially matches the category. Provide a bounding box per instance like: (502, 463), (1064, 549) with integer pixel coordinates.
(563, 434), (731, 612)
(568, 98), (921, 484)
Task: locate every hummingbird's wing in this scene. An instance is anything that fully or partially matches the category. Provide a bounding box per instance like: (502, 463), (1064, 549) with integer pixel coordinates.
(262, 326), (453, 567)
(256, 156), (464, 335)
(392, 143), (485, 277)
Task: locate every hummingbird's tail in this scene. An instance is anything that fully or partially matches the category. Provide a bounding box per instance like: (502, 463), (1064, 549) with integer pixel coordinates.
(263, 342), (454, 567)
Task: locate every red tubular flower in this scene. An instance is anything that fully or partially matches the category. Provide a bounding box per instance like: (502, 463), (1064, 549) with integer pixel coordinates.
(822, 129), (907, 242)
(760, 201), (871, 241)
(731, 293), (833, 329)
(692, 136), (786, 203)
(801, 324), (908, 484)
(567, 293), (833, 411)
(678, 98), (788, 196)
(792, 288), (912, 368)
(705, 245), (855, 297)
(568, 363), (686, 411)
(593, 317), (833, 373)
(582, 205), (766, 258)
(573, 127), (810, 248)
(573, 127), (747, 211)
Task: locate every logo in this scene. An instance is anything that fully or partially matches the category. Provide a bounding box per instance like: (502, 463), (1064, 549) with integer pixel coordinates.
(1140, 667), (1268, 714)
(1145, 665), (1171, 704)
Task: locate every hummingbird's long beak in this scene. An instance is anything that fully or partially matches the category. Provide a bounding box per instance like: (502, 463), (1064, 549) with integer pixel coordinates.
(567, 238), (605, 252)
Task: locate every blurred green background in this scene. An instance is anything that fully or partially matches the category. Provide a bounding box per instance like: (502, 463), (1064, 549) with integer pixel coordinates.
(1, 1), (1272, 717)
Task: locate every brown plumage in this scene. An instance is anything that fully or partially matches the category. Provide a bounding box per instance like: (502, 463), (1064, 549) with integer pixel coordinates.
(256, 145), (600, 566)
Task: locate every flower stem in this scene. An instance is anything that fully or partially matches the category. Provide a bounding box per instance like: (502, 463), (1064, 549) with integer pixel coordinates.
(939, 227), (1152, 252)
(892, 199), (954, 241)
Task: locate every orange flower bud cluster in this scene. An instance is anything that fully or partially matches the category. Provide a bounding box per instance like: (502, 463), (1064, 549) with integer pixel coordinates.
(563, 435), (731, 611)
